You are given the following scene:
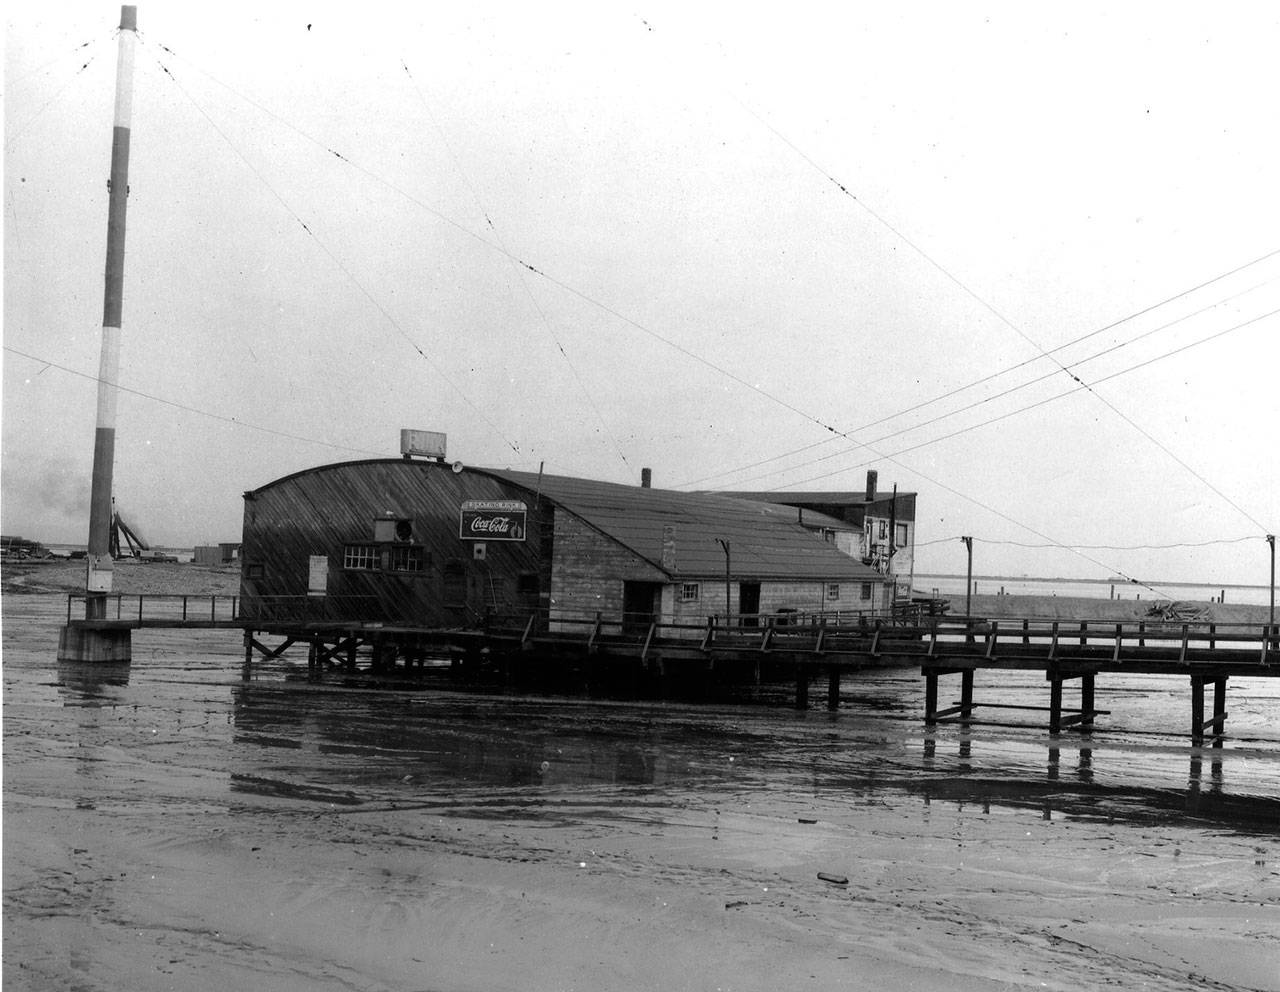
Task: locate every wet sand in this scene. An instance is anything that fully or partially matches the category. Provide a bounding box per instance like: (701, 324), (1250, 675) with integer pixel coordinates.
(4, 586), (1279, 991)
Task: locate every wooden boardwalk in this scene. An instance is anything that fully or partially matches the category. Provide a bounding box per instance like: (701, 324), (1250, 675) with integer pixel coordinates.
(65, 594), (1279, 744)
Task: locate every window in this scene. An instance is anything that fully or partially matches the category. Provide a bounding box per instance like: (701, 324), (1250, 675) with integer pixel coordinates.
(517, 573), (540, 595)
(388, 545), (425, 572)
(878, 520), (888, 539)
(343, 544), (379, 570)
(680, 582), (700, 603)
(826, 583), (840, 600)
(244, 562), (264, 580)
(896, 523), (908, 547)
(860, 582), (872, 601)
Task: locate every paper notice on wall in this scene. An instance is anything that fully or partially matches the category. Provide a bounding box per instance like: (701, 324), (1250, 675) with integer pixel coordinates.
(308, 555), (328, 596)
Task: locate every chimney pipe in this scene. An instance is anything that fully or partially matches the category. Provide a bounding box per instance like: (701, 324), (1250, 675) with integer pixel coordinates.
(641, 467), (652, 489)
(865, 469), (878, 502)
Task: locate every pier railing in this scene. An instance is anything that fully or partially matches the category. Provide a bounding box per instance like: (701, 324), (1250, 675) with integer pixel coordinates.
(66, 592), (241, 625)
(476, 609), (1278, 667)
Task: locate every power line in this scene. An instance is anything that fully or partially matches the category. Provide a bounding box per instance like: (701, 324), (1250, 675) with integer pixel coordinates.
(745, 306), (1279, 498)
(5, 39), (104, 152)
(400, 59), (632, 474)
(146, 46), (522, 457)
(4, 345), (386, 456)
(681, 251), (1280, 488)
(974, 536), (1262, 552)
(699, 281), (1278, 491)
(143, 36), (849, 442)
(727, 93), (1275, 553)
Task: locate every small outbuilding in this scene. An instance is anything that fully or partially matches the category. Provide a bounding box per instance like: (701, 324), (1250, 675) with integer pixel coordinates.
(239, 459), (888, 631)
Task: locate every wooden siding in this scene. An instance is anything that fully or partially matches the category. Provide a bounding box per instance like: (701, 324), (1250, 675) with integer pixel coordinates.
(240, 460), (551, 625)
(665, 578), (888, 625)
(549, 508), (666, 620)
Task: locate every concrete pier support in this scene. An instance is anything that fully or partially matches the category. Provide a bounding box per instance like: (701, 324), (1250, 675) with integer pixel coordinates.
(57, 626), (131, 663)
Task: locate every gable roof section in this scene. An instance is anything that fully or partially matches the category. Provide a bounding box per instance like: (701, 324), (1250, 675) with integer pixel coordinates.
(486, 469), (881, 583)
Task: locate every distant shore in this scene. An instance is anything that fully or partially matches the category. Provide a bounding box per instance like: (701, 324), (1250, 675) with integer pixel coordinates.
(966, 592), (1271, 625)
(1, 558), (240, 598)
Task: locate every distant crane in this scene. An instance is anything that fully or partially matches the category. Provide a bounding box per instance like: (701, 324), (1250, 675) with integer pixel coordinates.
(110, 501), (176, 562)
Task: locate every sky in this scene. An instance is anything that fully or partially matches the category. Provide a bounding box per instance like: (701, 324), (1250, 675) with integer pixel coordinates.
(4, 2), (1279, 589)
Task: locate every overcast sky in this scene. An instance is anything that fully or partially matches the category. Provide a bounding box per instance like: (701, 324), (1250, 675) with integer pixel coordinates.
(5, 2), (1278, 587)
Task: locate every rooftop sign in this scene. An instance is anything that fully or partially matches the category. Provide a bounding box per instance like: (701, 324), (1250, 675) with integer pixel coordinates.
(400, 429), (447, 459)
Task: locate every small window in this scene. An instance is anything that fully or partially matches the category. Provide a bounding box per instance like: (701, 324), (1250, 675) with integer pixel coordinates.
(343, 544), (379, 570)
(680, 582), (700, 603)
(826, 583), (840, 600)
(517, 573), (540, 595)
(878, 520), (888, 539)
(244, 562), (264, 579)
(895, 523), (908, 547)
(860, 582), (872, 601)
(388, 545), (425, 572)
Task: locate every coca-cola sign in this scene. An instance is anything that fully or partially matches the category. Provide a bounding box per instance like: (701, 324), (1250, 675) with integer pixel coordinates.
(459, 500), (527, 541)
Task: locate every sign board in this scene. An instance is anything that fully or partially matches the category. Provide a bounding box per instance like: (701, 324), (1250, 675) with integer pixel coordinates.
(86, 554), (113, 593)
(308, 555), (329, 596)
(400, 429), (447, 460)
(460, 500), (527, 541)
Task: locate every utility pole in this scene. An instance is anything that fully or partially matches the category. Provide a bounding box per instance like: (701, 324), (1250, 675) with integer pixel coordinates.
(87, 5), (138, 617)
(962, 536), (973, 619)
(716, 539), (731, 626)
(1268, 534), (1275, 635)
(58, 6), (137, 663)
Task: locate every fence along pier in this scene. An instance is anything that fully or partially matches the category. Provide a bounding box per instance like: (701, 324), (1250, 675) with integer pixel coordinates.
(64, 594), (1277, 744)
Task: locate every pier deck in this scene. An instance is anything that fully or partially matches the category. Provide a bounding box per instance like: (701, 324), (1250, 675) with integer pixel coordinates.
(65, 594), (1278, 742)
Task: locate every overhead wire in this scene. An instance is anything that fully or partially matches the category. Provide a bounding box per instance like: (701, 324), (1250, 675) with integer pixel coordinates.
(5, 38), (104, 152)
(976, 535), (1261, 552)
(400, 59), (633, 474)
(4, 345), (387, 457)
(145, 42), (523, 457)
(142, 37), (849, 441)
(700, 281), (1279, 491)
(681, 250), (1280, 488)
(728, 92), (1274, 538)
(755, 306), (1280, 493)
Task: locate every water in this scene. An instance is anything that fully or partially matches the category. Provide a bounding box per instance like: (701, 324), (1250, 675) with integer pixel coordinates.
(5, 594), (1278, 990)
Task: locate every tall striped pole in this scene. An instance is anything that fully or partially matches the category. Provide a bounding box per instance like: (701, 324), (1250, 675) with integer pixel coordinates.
(85, 6), (137, 620)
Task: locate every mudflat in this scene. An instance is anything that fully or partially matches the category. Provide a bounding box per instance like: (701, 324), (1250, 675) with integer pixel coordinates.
(4, 578), (1278, 991)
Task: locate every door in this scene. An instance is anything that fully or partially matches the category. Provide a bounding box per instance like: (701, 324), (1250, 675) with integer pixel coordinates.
(622, 581), (661, 635)
(739, 582), (761, 627)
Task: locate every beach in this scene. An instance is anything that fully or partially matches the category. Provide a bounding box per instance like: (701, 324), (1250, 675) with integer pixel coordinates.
(4, 566), (1278, 990)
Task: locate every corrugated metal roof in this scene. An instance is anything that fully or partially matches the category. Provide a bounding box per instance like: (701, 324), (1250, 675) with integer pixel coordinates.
(484, 469), (882, 582)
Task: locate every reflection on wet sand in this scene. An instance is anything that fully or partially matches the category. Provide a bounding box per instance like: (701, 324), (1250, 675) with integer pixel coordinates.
(225, 682), (1280, 834)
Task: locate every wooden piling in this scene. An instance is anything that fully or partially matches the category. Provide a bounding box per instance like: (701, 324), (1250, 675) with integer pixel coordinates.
(1049, 676), (1064, 735)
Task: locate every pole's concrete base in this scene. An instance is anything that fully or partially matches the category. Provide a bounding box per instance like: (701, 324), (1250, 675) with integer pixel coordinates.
(57, 626), (131, 663)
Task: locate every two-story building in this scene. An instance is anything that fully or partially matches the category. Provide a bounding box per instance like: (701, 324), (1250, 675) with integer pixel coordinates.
(719, 470), (916, 605)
